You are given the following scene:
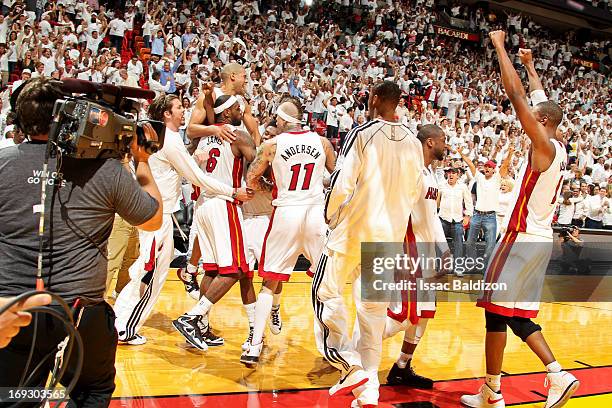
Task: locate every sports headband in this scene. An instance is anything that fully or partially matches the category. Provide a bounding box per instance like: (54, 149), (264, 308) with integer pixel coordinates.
(276, 105), (301, 124)
(213, 95), (239, 114)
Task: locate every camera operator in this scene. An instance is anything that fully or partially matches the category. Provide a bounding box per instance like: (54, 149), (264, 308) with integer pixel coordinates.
(559, 226), (586, 274)
(113, 94), (254, 345)
(0, 77), (163, 406)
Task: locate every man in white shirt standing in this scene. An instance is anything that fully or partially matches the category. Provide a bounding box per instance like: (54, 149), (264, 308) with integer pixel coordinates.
(325, 95), (340, 140)
(458, 149), (511, 267)
(438, 167), (473, 275)
(127, 55), (143, 80)
(108, 15), (128, 53)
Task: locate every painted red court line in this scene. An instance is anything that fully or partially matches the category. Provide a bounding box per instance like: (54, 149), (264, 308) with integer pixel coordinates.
(109, 366), (611, 407)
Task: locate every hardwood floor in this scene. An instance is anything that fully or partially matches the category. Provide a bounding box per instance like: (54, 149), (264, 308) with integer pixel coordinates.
(109, 272), (612, 407)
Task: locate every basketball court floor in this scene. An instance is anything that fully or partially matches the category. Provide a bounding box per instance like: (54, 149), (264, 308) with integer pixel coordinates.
(109, 272), (612, 407)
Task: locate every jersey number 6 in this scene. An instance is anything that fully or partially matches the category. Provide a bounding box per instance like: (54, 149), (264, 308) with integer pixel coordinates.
(206, 148), (221, 173)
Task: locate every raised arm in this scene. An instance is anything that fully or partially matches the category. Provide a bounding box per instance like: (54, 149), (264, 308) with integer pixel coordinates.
(454, 146), (477, 177)
(242, 101), (262, 147)
(499, 145), (514, 178)
(186, 89), (236, 141)
(489, 31), (554, 170)
(518, 48), (544, 95)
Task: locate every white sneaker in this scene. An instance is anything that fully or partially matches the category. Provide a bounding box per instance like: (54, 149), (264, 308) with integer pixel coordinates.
(118, 333), (147, 346)
(240, 341), (263, 367)
(242, 327), (254, 351)
(329, 366), (369, 397)
(544, 371), (580, 408)
(269, 305), (282, 335)
(460, 384), (505, 407)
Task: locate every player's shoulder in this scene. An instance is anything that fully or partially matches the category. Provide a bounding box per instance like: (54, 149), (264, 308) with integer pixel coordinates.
(261, 137), (277, 151)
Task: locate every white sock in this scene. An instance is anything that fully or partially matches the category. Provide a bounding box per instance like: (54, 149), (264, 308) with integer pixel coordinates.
(244, 302), (256, 328)
(186, 263), (198, 274)
(486, 374), (502, 393)
(546, 361), (562, 373)
(397, 352), (412, 369)
(252, 292), (273, 345)
(272, 292), (281, 307)
(188, 296), (212, 316)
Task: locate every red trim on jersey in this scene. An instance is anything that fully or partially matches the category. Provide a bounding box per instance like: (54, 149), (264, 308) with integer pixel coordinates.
(285, 130), (310, 135)
(232, 157), (243, 188)
(387, 217), (427, 324)
(191, 185), (201, 201)
(270, 169), (278, 201)
(506, 163), (541, 233)
(476, 300), (539, 318)
(481, 230), (518, 303)
(233, 202), (249, 272)
(218, 265), (253, 278)
(225, 201), (249, 274)
(144, 238), (156, 272)
(258, 270), (291, 282)
(405, 218), (421, 325)
(202, 263), (219, 272)
(258, 207), (276, 273)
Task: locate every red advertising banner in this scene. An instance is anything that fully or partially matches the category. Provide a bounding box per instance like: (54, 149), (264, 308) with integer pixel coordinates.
(433, 25), (480, 42)
(572, 57), (600, 70)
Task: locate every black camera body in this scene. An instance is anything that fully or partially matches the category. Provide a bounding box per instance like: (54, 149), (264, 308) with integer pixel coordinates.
(47, 79), (165, 160)
(559, 226), (578, 240)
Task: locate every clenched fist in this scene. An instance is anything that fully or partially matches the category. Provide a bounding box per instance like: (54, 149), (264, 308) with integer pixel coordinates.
(489, 30), (506, 47)
(518, 48), (533, 66)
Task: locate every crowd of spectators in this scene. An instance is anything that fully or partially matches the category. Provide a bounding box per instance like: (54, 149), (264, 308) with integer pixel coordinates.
(0, 0), (610, 230)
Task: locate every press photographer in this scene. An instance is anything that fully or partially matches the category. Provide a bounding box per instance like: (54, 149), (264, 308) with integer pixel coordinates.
(0, 77), (163, 407)
(559, 226), (587, 274)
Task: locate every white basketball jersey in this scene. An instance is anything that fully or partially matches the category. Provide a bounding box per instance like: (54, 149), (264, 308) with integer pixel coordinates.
(410, 166), (443, 242)
(502, 139), (567, 238)
(196, 125), (243, 202)
(406, 165), (449, 278)
(271, 131), (326, 207)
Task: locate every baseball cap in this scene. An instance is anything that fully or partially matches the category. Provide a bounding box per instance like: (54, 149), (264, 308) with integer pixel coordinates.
(22, 69), (31, 74)
(484, 160), (497, 168)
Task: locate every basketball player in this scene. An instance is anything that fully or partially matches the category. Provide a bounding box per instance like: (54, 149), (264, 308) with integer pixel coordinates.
(382, 124), (451, 389)
(178, 64), (261, 296)
(241, 122), (284, 348)
(312, 81), (423, 408)
(113, 95), (252, 345)
(186, 63), (260, 145)
(240, 99), (336, 366)
(173, 95), (257, 350)
(460, 32), (579, 408)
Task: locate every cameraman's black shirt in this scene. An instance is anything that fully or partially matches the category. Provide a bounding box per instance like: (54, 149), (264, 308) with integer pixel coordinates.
(0, 142), (159, 303)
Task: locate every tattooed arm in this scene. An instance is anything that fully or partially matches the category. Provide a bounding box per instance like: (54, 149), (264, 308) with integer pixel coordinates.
(246, 139), (276, 191)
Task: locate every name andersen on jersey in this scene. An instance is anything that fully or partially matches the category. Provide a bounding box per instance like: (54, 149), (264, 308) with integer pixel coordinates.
(280, 144), (321, 161)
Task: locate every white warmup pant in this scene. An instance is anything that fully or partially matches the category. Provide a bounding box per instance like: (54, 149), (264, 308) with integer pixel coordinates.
(312, 248), (388, 404)
(114, 214), (174, 339)
(187, 217), (198, 261)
